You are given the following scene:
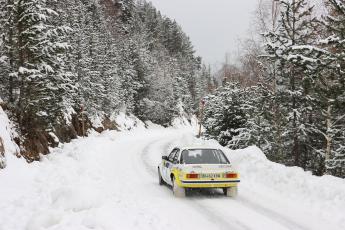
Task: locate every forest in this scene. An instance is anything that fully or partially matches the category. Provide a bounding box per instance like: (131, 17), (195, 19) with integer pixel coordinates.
(1, 2), (345, 230)
(1, 0), (344, 179)
(204, 0), (345, 178)
(0, 0), (212, 164)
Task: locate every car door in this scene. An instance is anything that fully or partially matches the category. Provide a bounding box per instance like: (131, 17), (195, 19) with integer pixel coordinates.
(162, 149), (177, 183)
(166, 149), (180, 185)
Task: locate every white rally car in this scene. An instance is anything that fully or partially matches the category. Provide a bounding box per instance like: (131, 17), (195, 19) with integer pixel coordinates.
(158, 146), (240, 197)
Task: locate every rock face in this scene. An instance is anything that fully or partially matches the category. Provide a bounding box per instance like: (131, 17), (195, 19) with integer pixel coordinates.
(21, 129), (52, 162)
(20, 115), (81, 162)
(1, 100), (120, 164)
(0, 137), (5, 169)
(20, 112), (119, 162)
(99, 115), (119, 133)
(71, 113), (92, 137)
(0, 103), (8, 169)
(54, 124), (77, 143)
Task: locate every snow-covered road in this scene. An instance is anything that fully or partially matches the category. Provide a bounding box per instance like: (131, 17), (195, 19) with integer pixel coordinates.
(1, 127), (345, 230)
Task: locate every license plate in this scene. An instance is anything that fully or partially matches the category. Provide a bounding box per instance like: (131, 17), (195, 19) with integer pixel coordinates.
(200, 173), (221, 178)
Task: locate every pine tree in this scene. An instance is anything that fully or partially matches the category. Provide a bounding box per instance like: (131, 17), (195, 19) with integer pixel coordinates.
(0, 0), (17, 104)
(246, 85), (276, 155)
(203, 83), (250, 149)
(262, 0), (324, 168)
(14, 0), (72, 133)
(195, 64), (211, 109)
(0, 0), (208, 160)
(317, 0), (345, 176)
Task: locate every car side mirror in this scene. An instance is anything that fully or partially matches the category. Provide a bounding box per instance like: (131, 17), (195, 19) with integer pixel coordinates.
(162, 156), (168, 160)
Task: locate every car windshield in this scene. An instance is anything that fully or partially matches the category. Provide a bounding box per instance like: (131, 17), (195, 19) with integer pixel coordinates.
(180, 149), (229, 164)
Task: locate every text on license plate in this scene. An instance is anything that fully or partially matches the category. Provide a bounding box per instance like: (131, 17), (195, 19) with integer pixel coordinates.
(200, 173), (222, 178)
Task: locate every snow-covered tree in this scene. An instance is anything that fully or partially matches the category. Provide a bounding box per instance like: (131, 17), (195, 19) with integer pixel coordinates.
(316, 0), (345, 176)
(0, 0), (17, 103)
(0, 0), (208, 161)
(203, 83), (251, 149)
(262, 0), (325, 168)
(201, 0), (345, 177)
(0, 0), (73, 160)
(14, 0), (72, 133)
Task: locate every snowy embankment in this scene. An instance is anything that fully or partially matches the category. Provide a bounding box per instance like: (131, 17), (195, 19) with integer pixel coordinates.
(228, 146), (345, 227)
(0, 116), (344, 230)
(0, 100), (19, 168)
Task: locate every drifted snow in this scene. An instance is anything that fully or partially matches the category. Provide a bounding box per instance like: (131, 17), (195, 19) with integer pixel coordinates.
(89, 113), (104, 129)
(114, 112), (146, 131)
(0, 125), (344, 230)
(0, 101), (20, 167)
(171, 115), (199, 129)
(228, 146), (345, 228)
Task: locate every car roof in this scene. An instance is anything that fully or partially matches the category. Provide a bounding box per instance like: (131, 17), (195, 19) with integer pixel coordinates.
(176, 146), (220, 151)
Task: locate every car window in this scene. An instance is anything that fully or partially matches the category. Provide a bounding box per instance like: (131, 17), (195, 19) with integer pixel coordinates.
(173, 149), (180, 163)
(180, 149), (230, 164)
(168, 149), (177, 162)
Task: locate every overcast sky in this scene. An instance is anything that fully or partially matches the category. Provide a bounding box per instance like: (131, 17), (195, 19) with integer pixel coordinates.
(149, 0), (259, 68)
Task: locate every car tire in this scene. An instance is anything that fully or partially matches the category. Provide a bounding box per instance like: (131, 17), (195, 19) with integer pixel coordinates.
(224, 186), (238, 197)
(172, 177), (186, 197)
(158, 168), (164, 185)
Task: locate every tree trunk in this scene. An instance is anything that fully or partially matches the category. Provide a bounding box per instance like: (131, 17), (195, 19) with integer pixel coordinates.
(8, 5), (15, 103)
(325, 104), (332, 174)
(291, 0), (300, 167)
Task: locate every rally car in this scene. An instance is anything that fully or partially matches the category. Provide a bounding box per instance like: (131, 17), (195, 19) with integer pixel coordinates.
(158, 147), (240, 197)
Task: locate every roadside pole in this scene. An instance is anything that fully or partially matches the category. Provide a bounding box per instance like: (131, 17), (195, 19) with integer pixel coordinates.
(198, 99), (205, 138)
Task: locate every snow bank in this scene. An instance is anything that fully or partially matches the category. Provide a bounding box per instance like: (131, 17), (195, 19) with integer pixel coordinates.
(171, 115), (199, 129)
(51, 185), (105, 211)
(177, 136), (345, 228)
(113, 112), (146, 131)
(0, 101), (19, 168)
(171, 116), (192, 128)
(113, 112), (199, 132)
(225, 146), (345, 228)
(90, 113), (104, 129)
(173, 132), (345, 228)
(1, 124), (345, 229)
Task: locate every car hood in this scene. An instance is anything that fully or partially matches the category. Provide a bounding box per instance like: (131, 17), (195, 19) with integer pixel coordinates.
(180, 164), (235, 173)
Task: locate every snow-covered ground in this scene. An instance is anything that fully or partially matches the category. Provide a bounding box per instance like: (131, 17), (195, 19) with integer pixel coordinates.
(1, 124), (345, 230)
(0, 101), (19, 168)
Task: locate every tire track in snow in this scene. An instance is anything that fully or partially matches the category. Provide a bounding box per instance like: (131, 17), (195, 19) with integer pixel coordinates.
(236, 195), (311, 230)
(188, 200), (252, 230)
(140, 138), (161, 176)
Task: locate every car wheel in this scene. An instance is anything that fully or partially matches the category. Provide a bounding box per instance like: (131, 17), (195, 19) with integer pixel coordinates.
(172, 177), (185, 197)
(224, 186), (238, 197)
(158, 168), (164, 185)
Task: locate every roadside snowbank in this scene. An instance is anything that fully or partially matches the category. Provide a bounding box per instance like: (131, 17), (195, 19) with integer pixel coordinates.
(0, 101), (19, 168)
(173, 133), (345, 228)
(114, 112), (199, 131)
(226, 146), (345, 229)
(1, 123), (344, 230)
(171, 115), (199, 129)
